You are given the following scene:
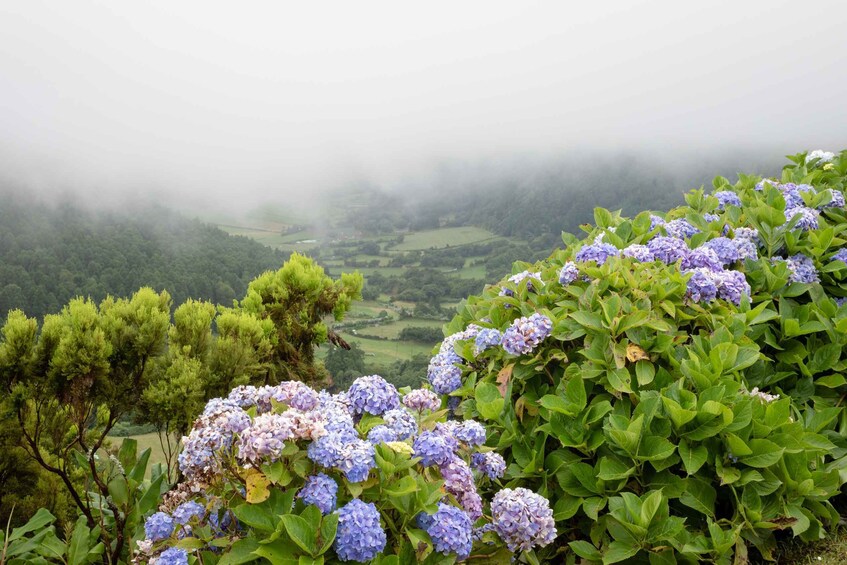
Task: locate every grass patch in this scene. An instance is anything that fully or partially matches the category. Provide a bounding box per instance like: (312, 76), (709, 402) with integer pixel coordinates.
(391, 227), (498, 251)
(342, 334), (433, 366)
(773, 528), (847, 564)
(361, 318), (445, 340)
(106, 432), (177, 478)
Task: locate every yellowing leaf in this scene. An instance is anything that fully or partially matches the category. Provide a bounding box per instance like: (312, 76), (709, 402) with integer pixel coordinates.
(626, 343), (649, 362)
(496, 364), (513, 397)
(244, 468), (271, 504)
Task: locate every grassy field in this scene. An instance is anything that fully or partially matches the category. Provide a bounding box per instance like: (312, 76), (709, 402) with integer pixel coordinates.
(391, 226), (498, 251)
(106, 432), (175, 477)
(361, 317), (445, 339)
(342, 334), (433, 366)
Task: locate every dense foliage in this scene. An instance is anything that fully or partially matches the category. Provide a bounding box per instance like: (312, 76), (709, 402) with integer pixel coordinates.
(0, 254), (360, 561)
(0, 193), (286, 319)
(429, 150), (847, 562)
(136, 377), (554, 564)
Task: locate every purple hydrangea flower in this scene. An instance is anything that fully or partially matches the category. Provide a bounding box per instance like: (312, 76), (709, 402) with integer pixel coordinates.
(714, 190), (742, 209)
(575, 242), (619, 265)
(347, 375), (399, 416)
(500, 271), (543, 297)
(451, 420), (486, 446)
(783, 254), (820, 283)
(402, 389), (441, 412)
(427, 327), (480, 394)
(702, 237), (742, 265)
(500, 313), (552, 356)
(647, 236), (688, 264)
(782, 184), (816, 209)
(686, 268), (719, 303)
(172, 501), (205, 526)
(621, 244), (654, 262)
(703, 213), (720, 223)
(785, 206), (820, 231)
(755, 178), (779, 191)
(179, 399), (251, 479)
(144, 512), (174, 542)
(413, 430), (458, 467)
(366, 425), (399, 445)
(440, 457), (483, 521)
(733, 227), (759, 242)
(297, 473), (338, 515)
(713, 270), (751, 304)
(681, 247), (723, 272)
(835, 297), (847, 307)
(334, 500), (386, 562)
(156, 547), (188, 565)
(380, 408), (416, 439)
(821, 189), (845, 209)
(307, 434), (376, 483)
(490, 487), (557, 552)
(471, 452), (507, 479)
(649, 214), (665, 230)
(733, 238), (758, 261)
(831, 249), (847, 264)
(558, 261), (579, 284)
(417, 503), (473, 561)
(665, 218), (700, 239)
(474, 328), (503, 355)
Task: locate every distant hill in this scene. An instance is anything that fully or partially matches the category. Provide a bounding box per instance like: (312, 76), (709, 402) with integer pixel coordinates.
(0, 191), (287, 318)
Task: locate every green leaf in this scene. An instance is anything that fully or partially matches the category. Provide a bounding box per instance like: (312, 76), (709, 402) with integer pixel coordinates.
(679, 479), (716, 517)
(475, 382), (505, 420)
(281, 514), (317, 556)
(678, 440), (708, 475)
(637, 436), (676, 462)
(635, 361), (655, 386)
(739, 439), (783, 468)
(231, 502), (276, 533)
(107, 476), (128, 507)
(603, 540), (641, 564)
(319, 513), (339, 554)
(218, 538), (262, 565)
(569, 540), (601, 561)
(128, 447), (151, 483)
(9, 508), (55, 542)
(117, 438), (138, 471)
(67, 516), (91, 565)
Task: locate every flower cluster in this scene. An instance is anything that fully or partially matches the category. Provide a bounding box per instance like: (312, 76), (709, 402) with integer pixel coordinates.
(297, 473), (338, 515)
(832, 249), (847, 264)
(715, 190), (742, 209)
(558, 261), (579, 285)
(334, 499), (387, 562)
(490, 488), (557, 553)
(664, 218), (700, 239)
(427, 326), (480, 394)
(402, 388), (441, 412)
(575, 242), (619, 265)
(621, 244), (654, 262)
(347, 375), (400, 416)
(178, 399), (251, 480)
(781, 254), (820, 284)
(474, 328), (503, 355)
(471, 451), (507, 479)
(806, 149), (835, 163)
(500, 270), (543, 296)
(501, 313), (553, 356)
(418, 503), (474, 561)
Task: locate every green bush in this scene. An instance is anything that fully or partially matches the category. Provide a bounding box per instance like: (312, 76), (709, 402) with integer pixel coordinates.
(432, 150), (847, 563)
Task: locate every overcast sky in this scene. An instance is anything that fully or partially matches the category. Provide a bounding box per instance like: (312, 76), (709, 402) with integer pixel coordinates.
(0, 0), (845, 211)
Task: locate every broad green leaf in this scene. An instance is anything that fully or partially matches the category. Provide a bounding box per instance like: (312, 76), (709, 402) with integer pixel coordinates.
(569, 540), (602, 561)
(603, 540), (641, 564)
(678, 440), (708, 475)
(679, 479), (716, 517)
(739, 439), (783, 468)
(281, 515), (316, 556)
(475, 382), (505, 420)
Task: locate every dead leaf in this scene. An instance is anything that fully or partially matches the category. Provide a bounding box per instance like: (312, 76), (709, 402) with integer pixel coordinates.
(496, 364), (513, 397)
(626, 343), (649, 362)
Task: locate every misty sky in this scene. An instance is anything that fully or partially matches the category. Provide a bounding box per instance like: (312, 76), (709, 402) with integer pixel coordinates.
(0, 0), (845, 210)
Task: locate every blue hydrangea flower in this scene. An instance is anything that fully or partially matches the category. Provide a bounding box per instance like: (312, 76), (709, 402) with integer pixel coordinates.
(558, 261), (579, 284)
(500, 313), (552, 356)
(491, 488), (557, 552)
(144, 512), (174, 542)
(681, 247), (723, 272)
(832, 249), (847, 264)
(733, 227), (759, 242)
(382, 408), (417, 440)
(417, 503), (473, 561)
(714, 190), (742, 209)
(471, 452), (507, 479)
(785, 206), (820, 231)
(500, 271), (543, 297)
(474, 328), (503, 355)
(835, 297), (847, 307)
(734, 238), (758, 261)
(703, 213), (720, 223)
(366, 425), (398, 445)
(172, 501), (205, 525)
(427, 327), (479, 394)
(664, 218), (700, 239)
(685, 268), (719, 303)
(334, 499), (386, 563)
(297, 473), (338, 515)
(755, 178), (779, 191)
(307, 434), (376, 483)
(574, 242), (619, 265)
(713, 270), (751, 304)
(647, 236), (687, 264)
(451, 420), (486, 446)
(347, 375), (399, 416)
(783, 254), (820, 284)
(821, 189), (846, 209)
(702, 237), (741, 265)
(413, 430), (457, 467)
(621, 244), (654, 262)
(156, 547), (188, 565)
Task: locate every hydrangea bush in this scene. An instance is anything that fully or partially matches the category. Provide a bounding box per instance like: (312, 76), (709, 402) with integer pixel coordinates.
(429, 150), (847, 562)
(139, 377), (554, 564)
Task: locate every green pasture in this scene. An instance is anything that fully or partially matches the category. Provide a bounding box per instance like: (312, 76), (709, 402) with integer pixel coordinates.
(342, 334), (433, 366)
(107, 432), (175, 477)
(391, 226), (498, 251)
(359, 317), (444, 339)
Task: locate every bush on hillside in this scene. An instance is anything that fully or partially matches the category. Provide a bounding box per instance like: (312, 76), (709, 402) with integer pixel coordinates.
(427, 150), (847, 563)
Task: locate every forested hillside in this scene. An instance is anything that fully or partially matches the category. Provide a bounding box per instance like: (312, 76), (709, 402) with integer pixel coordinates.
(0, 192), (286, 318)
